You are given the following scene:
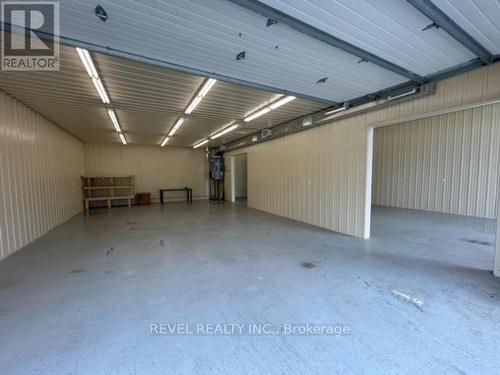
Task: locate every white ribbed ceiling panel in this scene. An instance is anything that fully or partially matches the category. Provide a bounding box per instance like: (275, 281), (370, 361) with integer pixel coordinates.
(431, 0), (500, 54)
(258, 0), (477, 76)
(0, 43), (324, 147)
(58, 0), (408, 102)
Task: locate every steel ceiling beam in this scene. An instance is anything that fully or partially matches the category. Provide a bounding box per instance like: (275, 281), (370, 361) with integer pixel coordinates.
(227, 0), (426, 84)
(407, 0), (494, 64)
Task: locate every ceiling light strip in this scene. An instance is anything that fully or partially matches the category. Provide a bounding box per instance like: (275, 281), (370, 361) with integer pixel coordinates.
(210, 124), (239, 139)
(76, 48), (98, 78)
(119, 133), (127, 145)
(324, 106), (347, 116)
(76, 47), (111, 105)
(168, 117), (184, 137)
(244, 96), (296, 122)
(161, 78), (217, 146)
(185, 78), (217, 114)
(193, 139), (209, 149)
(107, 109), (121, 133)
(387, 89), (417, 101)
(160, 136), (170, 147)
(76, 47), (126, 145)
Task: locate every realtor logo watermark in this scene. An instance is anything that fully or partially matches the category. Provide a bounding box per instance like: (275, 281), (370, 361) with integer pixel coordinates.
(150, 323), (351, 337)
(1, 1), (60, 70)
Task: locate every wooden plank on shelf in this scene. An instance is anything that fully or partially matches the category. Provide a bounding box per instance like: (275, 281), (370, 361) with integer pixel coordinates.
(82, 185), (133, 190)
(83, 195), (134, 202)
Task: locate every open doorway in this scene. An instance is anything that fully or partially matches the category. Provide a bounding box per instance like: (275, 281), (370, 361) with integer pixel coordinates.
(231, 154), (248, 205)
(369, 107), (499, 272)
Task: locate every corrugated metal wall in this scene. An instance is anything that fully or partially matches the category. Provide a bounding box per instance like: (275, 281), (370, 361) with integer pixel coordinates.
(373, 104), (500, 218)
(225, 117), (368, 238)
(0, 91), (84, 260)
(84, 144), (208, 203)
(224, 63), (500, 238)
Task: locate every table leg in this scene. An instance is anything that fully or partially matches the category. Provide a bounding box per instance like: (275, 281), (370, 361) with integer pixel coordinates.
(160, 190), (164, 205)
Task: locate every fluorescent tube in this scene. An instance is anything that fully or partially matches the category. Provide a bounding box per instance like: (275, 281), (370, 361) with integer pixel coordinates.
(210, 124), (239, 139)
(269, 95), (296, 109)
(76, 47), (98, 78)
(244, 107), (271, 122)
(160, 136), (170, 147)
(119, 133), (127, 145)
(92, 77), (110, 104)
(198, 78), (217, 98)
(244, 96), (295, 122)
(185, 96), (202, 115)
(168, 117), (184, 136)
(184, 78), (217, 115)
(324, 106), (347, 116)
(193, 139), (209, 149)
(388, 89), (417, 101)
(107, 109), (121, 132)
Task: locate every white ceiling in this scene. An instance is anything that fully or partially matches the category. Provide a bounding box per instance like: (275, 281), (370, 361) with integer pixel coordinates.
(53, 0), (499, 106)
(0, 43), (325, 147)
(432, 0), (500, 54)
(2, 0), (498, 148)
(57, 0), (409, 103)
(258, 0), (476, 76)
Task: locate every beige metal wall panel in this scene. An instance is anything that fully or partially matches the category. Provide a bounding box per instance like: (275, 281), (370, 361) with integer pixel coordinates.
(0, 91), (84, 261)
(224, 63), (500, 239)
(225, 116), (368, 238)
(496, 176), (500, 276)
(373, 104), (500, 219)
(84, 144), (208, 202)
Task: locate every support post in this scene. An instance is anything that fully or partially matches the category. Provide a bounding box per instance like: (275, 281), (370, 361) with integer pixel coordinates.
(363, 127), (374, 239)
(495, 218), (500, 277)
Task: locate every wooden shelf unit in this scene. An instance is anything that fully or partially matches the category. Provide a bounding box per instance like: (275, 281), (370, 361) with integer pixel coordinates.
(81, 176), (135, 215)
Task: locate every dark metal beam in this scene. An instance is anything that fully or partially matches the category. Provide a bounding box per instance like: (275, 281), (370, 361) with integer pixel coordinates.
(217, 82), (436, 153)
(217, 55), (498, 153)
(407, 0), (494, 64)
(426, 58), (485, 82)
(227, 0), (426, 84)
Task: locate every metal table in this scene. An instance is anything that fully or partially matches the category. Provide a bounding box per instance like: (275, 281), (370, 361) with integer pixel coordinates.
(159, 187), (192, 204)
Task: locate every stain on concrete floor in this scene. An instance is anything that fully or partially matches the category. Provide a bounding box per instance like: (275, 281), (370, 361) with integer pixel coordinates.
(301, 261), (317, 269)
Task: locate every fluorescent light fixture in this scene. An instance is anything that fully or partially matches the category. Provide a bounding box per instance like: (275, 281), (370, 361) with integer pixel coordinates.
(119, 133), (127, 145)
(168, 117), (184, 137)
(193, 139), (209, 149)
(75, 47), (98, 78)
(210, 124), (239, 139)
(185, 96), (202, 115)
(324, 106), (347, 116)
(160, 136), (170, 147)
(244, 107), (271, 122)
(92, 78), (110, 104)
(198, 78), (217, 98)
(76, 47), (110, 104)
(244, 96), (296, 122)
(269, 95), (296, 109)
(252, 135), (258, 142)
(184, 78), (217, 115)
(107, 109), (121, 133)
(388, 88), (417, 101)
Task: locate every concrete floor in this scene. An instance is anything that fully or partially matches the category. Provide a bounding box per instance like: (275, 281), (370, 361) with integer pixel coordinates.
(0, 202), (499, 374)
